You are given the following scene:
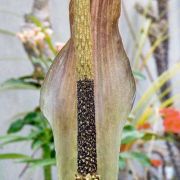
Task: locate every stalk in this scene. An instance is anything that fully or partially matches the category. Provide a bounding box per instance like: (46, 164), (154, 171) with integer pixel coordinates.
(42, 146), (52, 180)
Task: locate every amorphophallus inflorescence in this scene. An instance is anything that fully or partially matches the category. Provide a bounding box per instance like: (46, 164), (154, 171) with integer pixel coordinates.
(40, 0), (136, 179)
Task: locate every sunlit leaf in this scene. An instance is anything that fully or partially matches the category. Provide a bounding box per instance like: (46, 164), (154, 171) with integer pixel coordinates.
(130, 152), (150, 166)
(121, 124), (144, 144)
(160, 94), (180, 108)
(119, 152), (150, 167)
(0, 28), (15, 36)
(141, 35), (168, 68)
(32, 140), (44, 150)
(132, 62), (180, 124)
(142, 132), (162, 141)
(133, 19), (152, 69)
(26, 15), (43, 28)
(0, 135), (31, 147)
(0, 153), (29, 159)
(136, 107), (153, 126)
(0, 78), (40, 91)
(21, 158), (56, 168)
(121, 125), (162, 144)
(133, 70), (146, 80)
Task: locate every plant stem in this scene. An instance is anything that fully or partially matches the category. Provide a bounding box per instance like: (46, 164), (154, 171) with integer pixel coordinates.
(43, 147), (52, 180)
(43, 165), (52, 180)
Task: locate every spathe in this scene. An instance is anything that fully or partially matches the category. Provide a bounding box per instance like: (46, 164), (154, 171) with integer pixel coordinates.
(40, 0), (136, 179)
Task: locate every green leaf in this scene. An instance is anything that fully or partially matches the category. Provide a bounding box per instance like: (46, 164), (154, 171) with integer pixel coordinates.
(121, 126), (162, 145)
(24, 112), (39, 124)
(123, 124), (135, 131)
(7, 119), (24, 133)
(7, 111), (47, 134)
(119, 152), (150, 167)
(133, 19), (152, 69)
(28, 129), (51, 146)
(121, 124), (144, 144)
(119, 156), (126, 170)
(130, 152), (150, 167)
(21, 158), (56, 168)
(132, 62), (180, 124)
(133, 70), (146, 80)
(0, 153), (29, 159)
(0, 28), (16, 36)
(0, 78), (40, 91)
(142, 132), (160, 141)
(26, 15), (43, 28)
(23, 111), (43, 126)
(0, 135), (31, 147)
(119, 152), (131, 159)
(31, 140), (44, 150)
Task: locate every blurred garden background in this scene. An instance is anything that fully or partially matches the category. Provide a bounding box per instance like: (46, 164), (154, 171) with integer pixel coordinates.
(0, 0), (180, 179)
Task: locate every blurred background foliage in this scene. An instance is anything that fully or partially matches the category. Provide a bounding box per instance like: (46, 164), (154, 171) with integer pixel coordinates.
(0, 0), (180, 179)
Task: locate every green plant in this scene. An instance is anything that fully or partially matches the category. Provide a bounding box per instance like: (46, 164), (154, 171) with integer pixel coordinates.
(0, 109), (55, 180)
(0, 16), (58, 180)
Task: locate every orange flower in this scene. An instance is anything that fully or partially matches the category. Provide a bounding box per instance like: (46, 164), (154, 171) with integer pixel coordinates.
(150, 159), (162, 167)
(160, 108), (180, 133)
(160, 108), (179, 118)
(137, 122), (151, 130)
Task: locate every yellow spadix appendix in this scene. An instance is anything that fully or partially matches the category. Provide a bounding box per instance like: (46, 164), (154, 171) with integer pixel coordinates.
(40, 0), (136, 179)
